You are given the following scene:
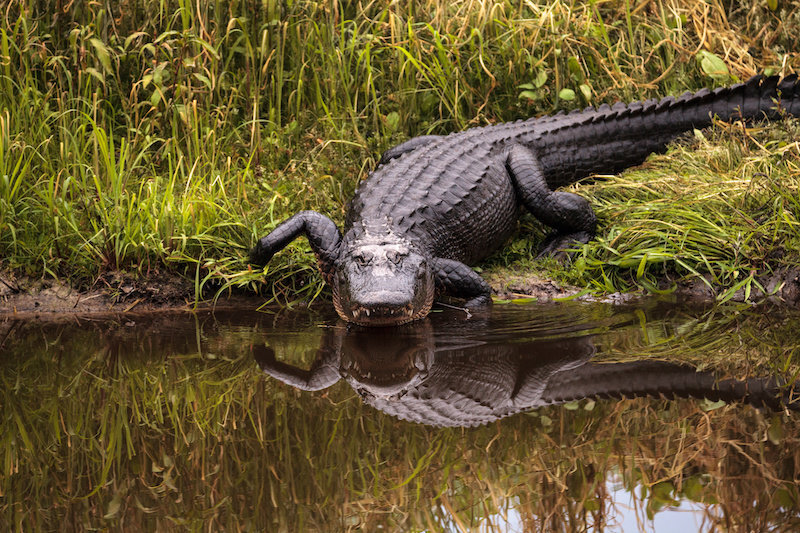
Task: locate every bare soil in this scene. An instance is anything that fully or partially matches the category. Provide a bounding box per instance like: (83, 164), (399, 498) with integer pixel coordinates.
(0, 270), (265, 318)
(484, 266), (800, 306)
(2, 267), (799, 319)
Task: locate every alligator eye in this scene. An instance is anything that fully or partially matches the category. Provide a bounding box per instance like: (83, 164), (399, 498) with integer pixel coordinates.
(354, 253), (369, 267)
(387, 250), (402, 265)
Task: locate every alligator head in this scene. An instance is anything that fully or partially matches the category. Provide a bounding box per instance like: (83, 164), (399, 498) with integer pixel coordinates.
(332, 228), (434, 326)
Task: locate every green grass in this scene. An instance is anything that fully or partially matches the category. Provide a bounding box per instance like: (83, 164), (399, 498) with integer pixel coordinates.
(1, 0), (799, 304)
(487, 119), (800, 299)
(579, 121), (800, 298)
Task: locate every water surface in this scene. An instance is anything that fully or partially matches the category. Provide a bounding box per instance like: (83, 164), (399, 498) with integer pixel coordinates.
(2, 300), (799, 531)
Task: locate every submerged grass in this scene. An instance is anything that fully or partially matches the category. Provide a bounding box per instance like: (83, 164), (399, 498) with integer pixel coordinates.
(1, 306), (799, 530)
(0, 0), (799, 303)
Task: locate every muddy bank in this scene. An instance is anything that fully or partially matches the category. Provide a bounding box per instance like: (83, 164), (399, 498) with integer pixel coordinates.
(485, 266), (800, 306)
(0, 270), (265, 318)
(2, 267), (800, 318)
(662, 268), (800, 307)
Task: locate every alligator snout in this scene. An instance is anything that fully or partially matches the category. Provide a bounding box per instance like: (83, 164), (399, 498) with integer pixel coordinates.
(333, 241), (435, 326)
(339, 284), (430, 326)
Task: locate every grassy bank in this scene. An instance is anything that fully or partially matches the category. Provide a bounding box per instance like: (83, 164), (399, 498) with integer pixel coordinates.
(1, 0), (799, 305)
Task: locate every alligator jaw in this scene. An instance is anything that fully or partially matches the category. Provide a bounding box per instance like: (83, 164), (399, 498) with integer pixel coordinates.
(346, 299), (435, 326)
(351, 303), (414, 326)
(334, 282), (434, 326)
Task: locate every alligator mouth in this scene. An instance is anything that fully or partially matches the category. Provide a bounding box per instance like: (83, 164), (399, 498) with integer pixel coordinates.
(350, 303), (416, 326)
(332, 253), (436, 326)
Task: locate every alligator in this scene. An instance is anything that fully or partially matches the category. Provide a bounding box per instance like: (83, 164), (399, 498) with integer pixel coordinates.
(250, 75), (800, 326)
(253, 318), (799, 428)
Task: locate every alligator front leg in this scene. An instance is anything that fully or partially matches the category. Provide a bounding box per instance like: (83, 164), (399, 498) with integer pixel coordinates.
(250, 210), (342, 284)
(431, 257), (492, 307)
(252, 343), (342, 391)
(506, 145), (597, 257)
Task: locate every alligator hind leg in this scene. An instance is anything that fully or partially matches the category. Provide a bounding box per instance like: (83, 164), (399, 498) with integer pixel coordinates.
(250, 210), (342, 284)
(506, 145), (597, 257)
(431, 257), (492, 307)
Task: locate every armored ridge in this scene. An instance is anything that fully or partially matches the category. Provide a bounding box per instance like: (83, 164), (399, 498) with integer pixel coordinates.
(529, 74), (800, 188)
(251, 75), (800, 326)
(538, 360), (796, 413)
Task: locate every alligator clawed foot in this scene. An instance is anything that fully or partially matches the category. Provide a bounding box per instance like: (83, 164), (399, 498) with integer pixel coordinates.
(435, 294), (492, 320)
(537, 231), (593, 263)
(463, 294), (492, 308)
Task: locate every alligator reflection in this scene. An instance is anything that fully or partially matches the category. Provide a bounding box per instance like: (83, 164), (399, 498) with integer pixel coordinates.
(255, 313), (799, 427)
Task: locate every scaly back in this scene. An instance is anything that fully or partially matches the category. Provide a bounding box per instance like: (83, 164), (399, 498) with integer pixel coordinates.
(526, 74), (800, 188)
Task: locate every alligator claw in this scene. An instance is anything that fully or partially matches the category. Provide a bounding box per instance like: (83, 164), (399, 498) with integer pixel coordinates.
(537, 231), (593, 262)
(463, 294), (492, 308)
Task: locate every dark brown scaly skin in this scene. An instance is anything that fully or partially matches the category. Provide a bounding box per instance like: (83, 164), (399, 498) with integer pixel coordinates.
(251, 75), (800, 326)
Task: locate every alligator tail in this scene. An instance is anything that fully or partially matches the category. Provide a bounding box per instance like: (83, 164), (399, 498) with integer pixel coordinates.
(536, 74), (800, 187)
(540, 360), (799, 411)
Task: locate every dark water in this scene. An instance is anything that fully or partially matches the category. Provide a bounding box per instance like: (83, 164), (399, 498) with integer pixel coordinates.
(2, 300), (799, 531)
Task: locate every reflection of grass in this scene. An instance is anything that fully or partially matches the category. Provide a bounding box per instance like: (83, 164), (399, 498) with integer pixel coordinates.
(1, 307), (799, 530)
(1, 1), (799, 305)
(593, 303), (800, 378)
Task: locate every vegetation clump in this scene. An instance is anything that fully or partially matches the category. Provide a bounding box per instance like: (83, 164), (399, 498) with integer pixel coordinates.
(1, 0), (799, 306)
